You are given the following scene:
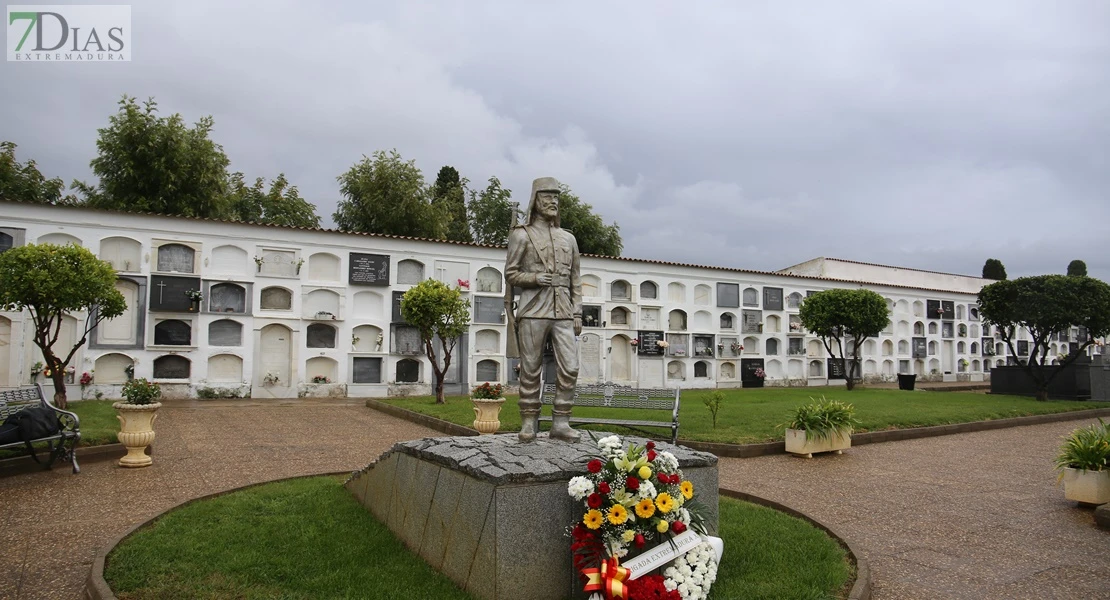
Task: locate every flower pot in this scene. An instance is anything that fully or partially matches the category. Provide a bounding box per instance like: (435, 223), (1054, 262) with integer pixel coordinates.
(113, 402), (162, 468)
(897, 373), (917, 391)
(471, 397), (505, 435)
(785, 428), (851, 458)
(1061, 468), (1110, 506)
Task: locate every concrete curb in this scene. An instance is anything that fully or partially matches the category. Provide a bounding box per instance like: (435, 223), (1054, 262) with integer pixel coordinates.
(719, 488), (871, 600)
(0, 443), (145, 478)
(82, 471), (351, 600)
(365, 400), (1110, 458)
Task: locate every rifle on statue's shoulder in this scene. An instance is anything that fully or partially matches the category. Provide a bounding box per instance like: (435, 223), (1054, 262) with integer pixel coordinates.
(505, 202), (522, 360)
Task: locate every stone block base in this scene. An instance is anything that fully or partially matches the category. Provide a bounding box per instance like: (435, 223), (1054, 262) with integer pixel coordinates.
(345, 433), (718, 600)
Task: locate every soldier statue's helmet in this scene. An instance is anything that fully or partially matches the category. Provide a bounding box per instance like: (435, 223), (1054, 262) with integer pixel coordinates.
(524, 176), (561, 227)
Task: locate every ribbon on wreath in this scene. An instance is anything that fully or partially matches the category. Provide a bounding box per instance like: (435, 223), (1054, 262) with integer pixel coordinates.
(583, 556), (631, 600)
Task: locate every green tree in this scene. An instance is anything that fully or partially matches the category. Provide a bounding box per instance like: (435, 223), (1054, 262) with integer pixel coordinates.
(1067, 260), (1088, 277)
(978, 275), (1110, 401)
(74, 96), (232, 218)
(468, 176), (516, 246)
(400, 279), (471, 404)
(228, 172), (321, 229)
(334, 150), (445, 239)
(558, 184), (622, 256)
(982, 258), (1007, 280)
(798, 289), (890, 391)
(431, 166), (472, 243)
(0, 141), (71, 205)
(0, 243), (125, 409)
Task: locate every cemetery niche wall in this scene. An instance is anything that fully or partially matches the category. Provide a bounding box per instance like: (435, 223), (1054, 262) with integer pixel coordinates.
(2, 200), (1105, 395)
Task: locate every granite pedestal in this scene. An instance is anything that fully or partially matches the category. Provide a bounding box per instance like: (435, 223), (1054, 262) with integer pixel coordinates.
(345, 433), (718, 600)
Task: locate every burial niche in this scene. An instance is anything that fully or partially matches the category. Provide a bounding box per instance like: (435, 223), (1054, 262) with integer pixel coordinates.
(476, 267), (503, 293)
(157, 243), (195, 273)
(639, 281), (658, 300)
(611, 280), (631, 301)
(93, 353), (133, 384)
(154, 320), (191, 346)
(260, 287), (293, 310)
(209, 319), (243, 347)
(210, 283), (246, 313)
(99, 237), (141, 272)
(476, 359), (500, 382)
(308, 253), (341, 282)
(397, 260), (425, 284)
(396, 359), (421, 383)
(306, 324), (337, 348)
(153, 355), (190, 379)
(208, 354), (243, 382)
(352, 357), (383, 384)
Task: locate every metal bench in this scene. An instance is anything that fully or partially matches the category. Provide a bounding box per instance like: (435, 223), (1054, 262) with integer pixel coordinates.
(538, 382), (681, 444)
(0, 385), (81, 473)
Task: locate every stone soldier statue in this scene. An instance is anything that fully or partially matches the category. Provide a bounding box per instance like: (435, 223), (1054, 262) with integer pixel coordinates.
(505, 177), (582, 442)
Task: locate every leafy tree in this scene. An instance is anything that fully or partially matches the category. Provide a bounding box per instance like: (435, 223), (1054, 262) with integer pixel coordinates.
(334, 150), (445, 239)
(400, 279), (471, 404)
(431, 166), (472, 243)
(798, 289), (889, 391)
(0, 243), (125, 409)
(1067, 260), (1088, 277)
(982, 258), (1007, 280)
(74, 96), (232, 218)
(978, 275), (1110, 401)
(468, 176), (516, 246)
(0, 141), (72, 205)
(228, 172), (321, 229)
(558, 185), (622, 256)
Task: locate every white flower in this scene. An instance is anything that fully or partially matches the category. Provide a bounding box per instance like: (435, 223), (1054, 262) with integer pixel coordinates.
(664, 579), (678, 591)
(567, 476), (594, 500)
(659, 451), (679, 470)
(637, 480), (657, 499)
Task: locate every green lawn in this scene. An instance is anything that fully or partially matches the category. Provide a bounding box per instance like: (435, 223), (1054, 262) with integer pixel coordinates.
(104, 476), (851, 600)
(0, 399), (119, 459)
(380, 387), (1110, 444)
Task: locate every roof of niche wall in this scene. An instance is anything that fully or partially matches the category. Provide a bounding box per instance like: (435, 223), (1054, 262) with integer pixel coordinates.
(1, 199), (986, 296)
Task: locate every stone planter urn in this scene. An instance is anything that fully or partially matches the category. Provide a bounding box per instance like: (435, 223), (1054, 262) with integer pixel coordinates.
(471, 398), (505, 435)
(785, 428), (851, 458)
(1061, 468), (1110, 506)
(114, 402), (161, 468)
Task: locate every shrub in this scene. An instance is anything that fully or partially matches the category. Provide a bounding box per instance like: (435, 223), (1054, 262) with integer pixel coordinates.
(471, 382), (504, 399)
(120, 378), (161, 405)
(1054, 420), (1110, 476)
(704, 391), (725, 429)
(784, 396), (860, 441)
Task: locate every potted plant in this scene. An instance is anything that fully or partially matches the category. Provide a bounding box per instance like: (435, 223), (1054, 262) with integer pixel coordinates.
(114, 378), (162, 468)
(783, 396), (860, 458)
(470, 382), (505, 435)
(1054, 420), (1110, 506)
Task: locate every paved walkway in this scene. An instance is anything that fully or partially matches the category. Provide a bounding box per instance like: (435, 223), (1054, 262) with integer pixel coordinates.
(0, 400), (1107, 599)
(718, 419), (1110, 600)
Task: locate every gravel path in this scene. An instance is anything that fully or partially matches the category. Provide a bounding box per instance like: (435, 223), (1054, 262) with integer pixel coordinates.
(718, 417), (1110, 600)
(1, 401), (1107, 599)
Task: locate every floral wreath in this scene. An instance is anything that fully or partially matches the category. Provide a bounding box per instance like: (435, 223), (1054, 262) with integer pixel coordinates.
(568, 435), (722, 600)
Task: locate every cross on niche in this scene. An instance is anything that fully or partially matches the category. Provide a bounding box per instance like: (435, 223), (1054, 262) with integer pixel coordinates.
(156, 280), (167, 304)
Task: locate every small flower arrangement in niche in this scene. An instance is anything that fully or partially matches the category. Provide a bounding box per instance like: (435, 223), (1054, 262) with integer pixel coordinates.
(263, 372), (280, 386)
(656, 340), (670, 349)
(184, 290), (203, 302)
(457, 278), (470, 289)
(471, 382), (504, 399)
(731, 342), (743, 353)
(311, 375), (331, 384)
(630, 338), (640, 347)
(754, 368), (766, 379)
(567, 436), (719, 600)
(80, 371), (93, 386)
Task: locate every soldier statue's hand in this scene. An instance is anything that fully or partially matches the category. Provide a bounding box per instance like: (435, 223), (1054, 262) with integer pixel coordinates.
(574, 316), (582, 335)
(536, 273), (554, 286)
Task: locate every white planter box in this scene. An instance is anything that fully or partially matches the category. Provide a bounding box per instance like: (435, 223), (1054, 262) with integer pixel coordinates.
(785, 428), (851, 458)
(1062, 468), (1110, 506)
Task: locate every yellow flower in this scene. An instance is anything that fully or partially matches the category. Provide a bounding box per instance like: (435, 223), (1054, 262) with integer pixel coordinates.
(635, 498), (656, 519)
(638, 465), (653, 480)
(655, 493), (674, 514)
(584, 509), (603, 530)
(656, 519), (669, 533)
(680, 481), (694, 500)
(607, 504), (629, 525)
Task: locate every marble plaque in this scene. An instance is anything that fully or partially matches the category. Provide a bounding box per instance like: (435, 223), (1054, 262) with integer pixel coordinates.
(639, 358), (664, 387)
(579, 333), (602, 383)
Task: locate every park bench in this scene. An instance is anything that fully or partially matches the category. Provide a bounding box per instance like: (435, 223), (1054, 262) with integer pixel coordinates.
(0, 385), (81, 473)
(539, 382), (681, 444)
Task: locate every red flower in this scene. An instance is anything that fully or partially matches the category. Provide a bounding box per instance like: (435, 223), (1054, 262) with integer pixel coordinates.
(646, 441), (656, 451)
(587, 493), (602, 509)
(634, 533), (646, 548)
(587, 459), (603, 473)
(672, 520), (687, 534)
(626, 477), (640, 491)
(626, 574), (680, 600)
(647, 450), (657, 462)
(599, 481), (611, 494)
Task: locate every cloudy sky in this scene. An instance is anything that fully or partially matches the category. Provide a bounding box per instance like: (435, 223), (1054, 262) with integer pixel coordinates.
(4, 1), (1108, 281)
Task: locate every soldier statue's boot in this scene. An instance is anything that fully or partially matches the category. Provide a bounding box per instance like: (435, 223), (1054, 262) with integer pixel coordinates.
(518, 408), (540, 443)
(549, 408), (581, 442)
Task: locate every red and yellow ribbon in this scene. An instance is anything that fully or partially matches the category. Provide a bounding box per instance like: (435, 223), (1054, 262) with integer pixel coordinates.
(582, 556), (631, 599)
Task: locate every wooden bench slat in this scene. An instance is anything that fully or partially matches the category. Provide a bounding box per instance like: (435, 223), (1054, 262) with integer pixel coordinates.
(539, 416), (673, 428)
